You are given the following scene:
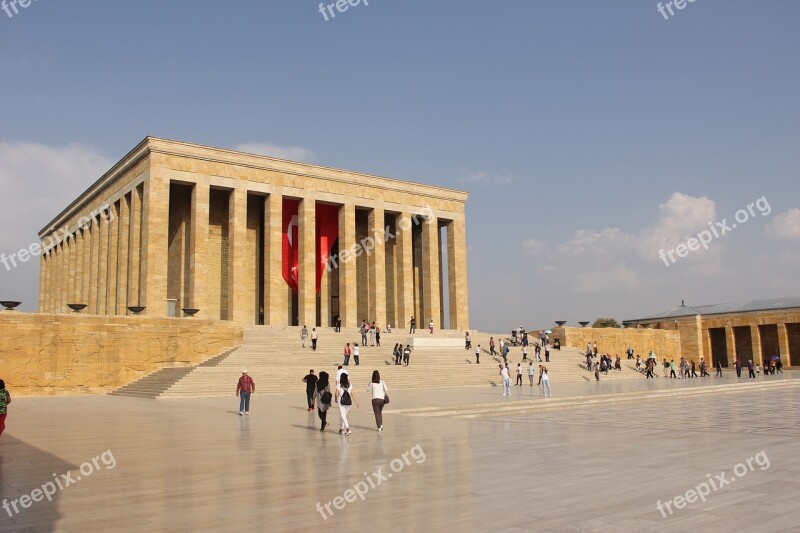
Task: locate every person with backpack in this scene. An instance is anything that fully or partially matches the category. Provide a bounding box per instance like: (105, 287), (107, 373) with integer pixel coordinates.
(315, 371), (332, 431)
(366, 370), (388, 432)
(335, 373), (359, 435)
(0, 379), (10, 438)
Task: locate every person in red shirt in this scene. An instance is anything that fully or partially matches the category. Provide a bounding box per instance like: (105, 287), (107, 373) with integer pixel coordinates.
(236, 370), (255, 416)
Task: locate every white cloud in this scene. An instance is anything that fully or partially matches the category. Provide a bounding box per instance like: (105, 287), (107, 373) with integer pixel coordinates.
(765, 208), (800, 240)
(234, 143), (314, 162)
(457, 170), (515, 186)
(0, 142), (112, 250)
(636, 192), (717, 262)
(0, 141), (113, 310)
(517, 192), (728, 296)
(521, 239), (547, 256)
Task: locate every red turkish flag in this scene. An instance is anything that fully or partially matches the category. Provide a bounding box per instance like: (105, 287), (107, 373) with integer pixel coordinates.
(316, 204), (339, 293)
(282, 199), (299, 293)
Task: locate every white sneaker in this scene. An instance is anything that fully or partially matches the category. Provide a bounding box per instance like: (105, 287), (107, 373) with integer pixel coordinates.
(239, 411), (244, 416)
(245, 412), (249, 416)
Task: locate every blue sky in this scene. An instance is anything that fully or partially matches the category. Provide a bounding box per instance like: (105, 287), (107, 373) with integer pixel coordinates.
(1, 0), (798, 331)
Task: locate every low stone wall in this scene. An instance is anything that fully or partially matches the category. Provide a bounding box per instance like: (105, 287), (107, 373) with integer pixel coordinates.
(0, 312), (243, 396)
(552, 326), (682, 358)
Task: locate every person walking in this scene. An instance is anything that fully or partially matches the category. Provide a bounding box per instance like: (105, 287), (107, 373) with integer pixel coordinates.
(748, 359), (756, 379)
(335, 315), (342, 333)
(360, 322), (368, 346)
(315, 371), (332, 431)
(475, 344), (481, 364)
(670, 360), (677, 379)
(369, 321), (376, 346)
(403, 345), (411, 366)
(429, 320), (434, 334)
(502, 342), (509, 364)
(393, 343), (402, 365)
(336, 365), (348, 387)
(343, 343), (352, 366)
(0, 379), (10, 438)
(302, 370), (318, 411)
(691, 360), (698, 378)
(465, 332), (471, 350)
(522, 345), (528, 361)
(516, 363), (523, 386)
(715, 360), (723, 377)
(409, 316), (416, 334)
(735, 359), (742, 378)
(301, 325), (308, 348)
(500, 364), (511, 396)
(528, 362), (535, 387)
(366, 370), (388, 432)
(545, 345), (551, 363)
(310, 328), (318, 351)
(236, 370), (255, 416)
(353, 343), (360, 366)
(335, 373), (359, 435)
(375, 325), (381, 347)
(540, 366), (552, 397)
(489, 336), (496, 356)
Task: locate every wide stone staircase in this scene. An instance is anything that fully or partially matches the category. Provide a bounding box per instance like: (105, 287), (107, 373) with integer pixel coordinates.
(111, 326), (642, 398)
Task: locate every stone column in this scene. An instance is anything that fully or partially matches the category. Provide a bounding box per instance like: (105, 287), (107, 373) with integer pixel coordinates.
(38, 246), (46, 312)
(395, 212), (415, 332)
(298, 197), (317, 328)
(228, 186), (249, 323)
(188, 181), (209, 318)
(116, 194), (130, 313)
(725, 325), (736, 367)
(447, 219), (470, 330)
(128, 186), (143, 310)
(74, 229), (85, 309)
(140, 176), (169, 316)
(368, 207), (386, 326)
(750, 325), (763, 366)
(64, 235), (73, 310)
(96, 211), (109, 315)
(265, 193), (287, 326)
(421, 214), (441, 329)
(52, 245), (61, 313)
(106, 203), (120, 314)
(338, 203), (358, 329)
(56, 240), (66, 313)
(777, 323), (790, 368)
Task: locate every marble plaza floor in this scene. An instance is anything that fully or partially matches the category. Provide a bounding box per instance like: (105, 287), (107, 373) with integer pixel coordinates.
(1, 372), (799, 532)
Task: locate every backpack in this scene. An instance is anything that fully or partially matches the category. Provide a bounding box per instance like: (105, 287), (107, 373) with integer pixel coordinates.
(340, 388), (352, 406)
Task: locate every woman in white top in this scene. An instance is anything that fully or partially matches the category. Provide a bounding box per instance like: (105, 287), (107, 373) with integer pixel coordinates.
(540, 366), (552, 397)
(366, 370), (388, 431)
(335, 373), (359, 435)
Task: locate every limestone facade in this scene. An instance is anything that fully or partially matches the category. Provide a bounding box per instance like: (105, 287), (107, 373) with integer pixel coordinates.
(38, 137), (470, 329)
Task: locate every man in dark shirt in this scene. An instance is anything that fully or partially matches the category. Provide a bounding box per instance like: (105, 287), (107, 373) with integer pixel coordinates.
(303, 370), (318, 411)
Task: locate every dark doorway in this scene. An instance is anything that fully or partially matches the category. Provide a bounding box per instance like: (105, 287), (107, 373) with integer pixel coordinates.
(733, 326), (753, 363)
(787, 323), (800, 367)
(709, 328), (728, 367)
(758, 324), (780, 366)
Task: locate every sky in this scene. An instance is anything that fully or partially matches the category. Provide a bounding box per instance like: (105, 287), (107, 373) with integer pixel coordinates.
(0, 0), (798, 332)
